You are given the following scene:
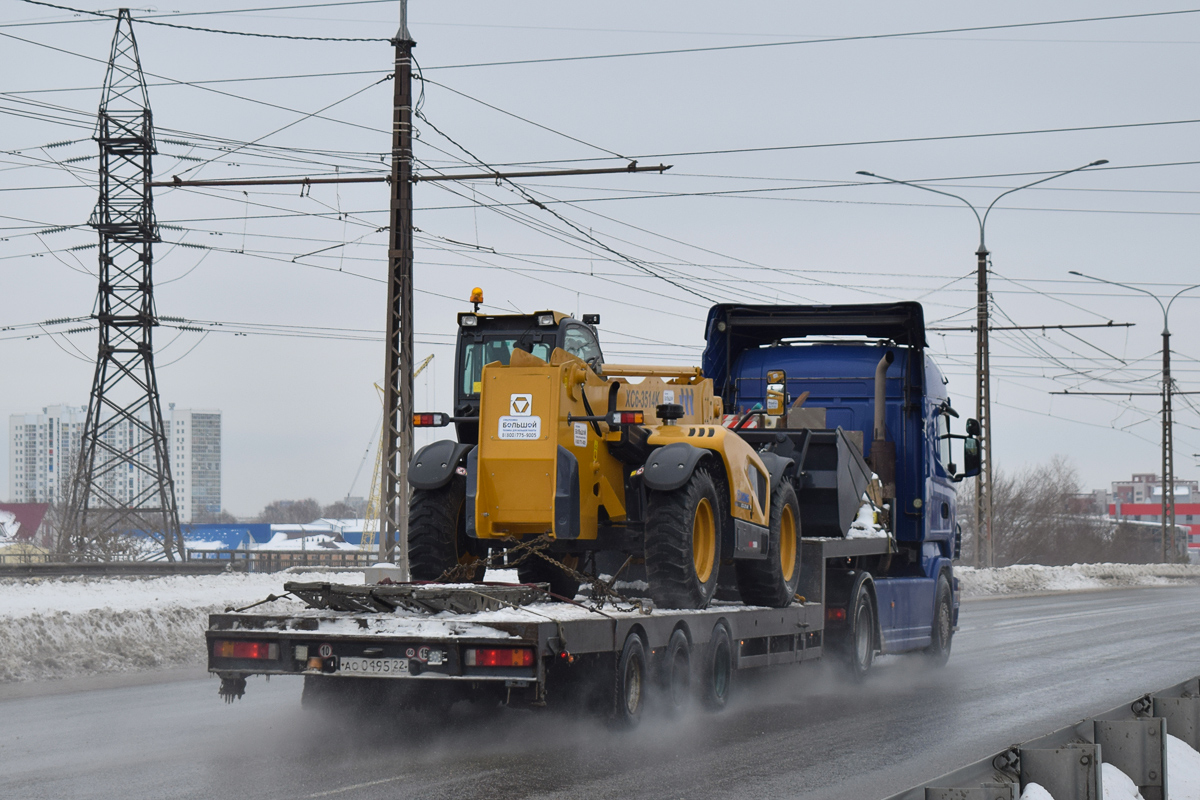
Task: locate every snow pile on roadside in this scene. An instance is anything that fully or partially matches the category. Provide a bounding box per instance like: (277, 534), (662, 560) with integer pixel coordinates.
(1020, 784), (1054, 800)
(1170, 733), (1200, 800)
(0, 571), (351, 683)
(956, 563), (1200, 598)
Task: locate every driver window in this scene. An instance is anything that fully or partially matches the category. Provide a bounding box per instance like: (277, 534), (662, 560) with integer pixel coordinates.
(936, 413), (952, 467)
(563, 325), (602, 365)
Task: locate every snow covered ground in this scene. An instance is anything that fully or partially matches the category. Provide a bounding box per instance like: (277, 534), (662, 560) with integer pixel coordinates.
(1018, 734), (1200, 799)
(2, 562), (1200, 684)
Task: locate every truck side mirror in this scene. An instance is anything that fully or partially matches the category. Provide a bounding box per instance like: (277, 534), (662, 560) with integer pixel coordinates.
(765, 369), (786, 417)
(959, 435), (981, 480)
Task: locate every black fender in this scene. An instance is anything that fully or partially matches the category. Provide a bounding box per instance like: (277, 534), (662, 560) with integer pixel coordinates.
(643, 442), (710, 492)
(826, 569), (881, 650)
(755, 451), (795, 497)
(408, 440), (473, 491)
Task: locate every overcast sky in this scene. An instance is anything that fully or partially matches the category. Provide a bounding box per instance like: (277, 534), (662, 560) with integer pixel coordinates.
(4, 1), (1200, 515)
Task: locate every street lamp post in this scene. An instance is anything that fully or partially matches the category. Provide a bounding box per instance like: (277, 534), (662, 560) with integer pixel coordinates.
(1068, 271), (1200, 561)
(857, 161), (1107, 568)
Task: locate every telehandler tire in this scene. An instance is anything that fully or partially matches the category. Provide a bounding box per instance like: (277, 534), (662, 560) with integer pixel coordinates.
(408, 476), (486, 582)
(517, 553), (582, 600)
(734, 481), (801, 607)
(645, 467), (722, 609)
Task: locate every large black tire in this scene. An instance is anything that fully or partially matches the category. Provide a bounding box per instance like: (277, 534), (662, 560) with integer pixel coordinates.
(735, 481), (801, 607)
(517, 553), (582, 600)
(659, 629), (692, 716)
(698, 622), (734, 711)
(645, 467), (722, 609)
(924, 573), (953, 667)
(408, 476), (485, 582)
(612, 632), (648, 728)
(842, 584), (876, 682)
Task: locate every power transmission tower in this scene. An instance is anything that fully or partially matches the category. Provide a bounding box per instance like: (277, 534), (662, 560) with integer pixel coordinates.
(62, 10), (183, 561)
(379, 0), (416, 573)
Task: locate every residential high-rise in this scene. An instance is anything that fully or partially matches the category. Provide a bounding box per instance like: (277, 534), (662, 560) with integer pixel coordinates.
(167, 406), (222, 523)
(9, 404), (221, 524)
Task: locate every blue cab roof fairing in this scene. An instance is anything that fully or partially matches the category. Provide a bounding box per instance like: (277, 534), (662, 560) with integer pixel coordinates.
(702, 302), (928, 400)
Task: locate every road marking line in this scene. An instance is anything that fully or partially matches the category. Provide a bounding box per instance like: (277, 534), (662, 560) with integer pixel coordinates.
(305, 775), (406, 797)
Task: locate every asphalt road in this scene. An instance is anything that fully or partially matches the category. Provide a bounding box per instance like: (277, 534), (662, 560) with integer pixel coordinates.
(4, 586), (1200, 800)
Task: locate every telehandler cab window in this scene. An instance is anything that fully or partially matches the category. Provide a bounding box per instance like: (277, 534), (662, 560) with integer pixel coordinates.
(461, 337), (553, 396)
(562, 325), (602, 366)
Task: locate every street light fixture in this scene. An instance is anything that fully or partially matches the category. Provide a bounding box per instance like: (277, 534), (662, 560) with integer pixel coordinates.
(856, 160), (1107, 568)
(1068, 270), (1200, 561)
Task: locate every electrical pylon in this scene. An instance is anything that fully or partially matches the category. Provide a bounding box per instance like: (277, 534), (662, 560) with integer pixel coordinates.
(62, 10), (183, 561)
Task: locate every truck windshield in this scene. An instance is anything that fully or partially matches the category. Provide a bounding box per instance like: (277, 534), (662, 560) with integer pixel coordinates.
(461, 338), (553, 396)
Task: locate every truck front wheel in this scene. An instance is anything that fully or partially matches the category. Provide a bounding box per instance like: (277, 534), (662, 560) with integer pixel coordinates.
(924, 573), (953, 667)
(408, 476), (485, 582)
(735, 481), (801, 607)
(645, 467), (722, 609)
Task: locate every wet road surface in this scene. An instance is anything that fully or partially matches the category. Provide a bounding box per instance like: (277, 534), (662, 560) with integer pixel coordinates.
(4, 586), (1200, 800)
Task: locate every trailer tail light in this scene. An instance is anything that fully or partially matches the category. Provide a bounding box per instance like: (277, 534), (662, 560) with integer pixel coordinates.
(610, 411), (644, 425)
(826, 607), (846, 623)
(213, 640), (279, 660)
(413, 412), (450, 427)
(464, 647), (535, 667)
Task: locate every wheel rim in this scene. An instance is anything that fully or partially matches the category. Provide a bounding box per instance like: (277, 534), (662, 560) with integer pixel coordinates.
(692, 497), (716, 583)
(625, 653), (643, 714)
(671, 650), (690, 706)
(936, 597), (950, 649)
(855, 602), (872, 667)
(779, 503), (797, 582)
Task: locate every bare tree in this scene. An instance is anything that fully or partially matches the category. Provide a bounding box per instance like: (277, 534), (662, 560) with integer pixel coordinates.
(321, 501), (357, 519)
(256, 498), (321, 524)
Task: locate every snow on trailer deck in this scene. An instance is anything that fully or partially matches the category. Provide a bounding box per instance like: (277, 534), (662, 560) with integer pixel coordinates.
(205, 537), (897, 692)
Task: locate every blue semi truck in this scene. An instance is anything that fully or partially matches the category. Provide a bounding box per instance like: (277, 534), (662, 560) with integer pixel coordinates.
(207, 301), (979, 722)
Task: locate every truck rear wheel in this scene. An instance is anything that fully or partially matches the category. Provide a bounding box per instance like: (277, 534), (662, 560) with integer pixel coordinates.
(408, 476), (485, 582)
(699, 622), (734, 711)
(613, 632), (648, 728)
(645, 467), (722, 609)
(660, 629), (692, 716)
(735, 481), (801, 607)
(517, 553), (582, 600)
(843, 585), (876, 681)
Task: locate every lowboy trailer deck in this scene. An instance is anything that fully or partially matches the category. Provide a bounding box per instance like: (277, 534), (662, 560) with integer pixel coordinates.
(208, 536), (933, 724)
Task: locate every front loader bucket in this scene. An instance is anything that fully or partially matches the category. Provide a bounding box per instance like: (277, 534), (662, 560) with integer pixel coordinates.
(795, 428), (873, 537)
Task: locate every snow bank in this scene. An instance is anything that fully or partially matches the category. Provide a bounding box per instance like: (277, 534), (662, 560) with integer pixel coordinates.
(1169, 734), (1200, 800)
(1020, 783), (1055, 800)
(0, 571), (347, 684)
(1101, 762), (1144, 799)
(957, 563), (1200, 598)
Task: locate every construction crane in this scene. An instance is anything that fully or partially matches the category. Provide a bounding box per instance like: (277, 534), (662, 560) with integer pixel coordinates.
(361, 355), (434, 554)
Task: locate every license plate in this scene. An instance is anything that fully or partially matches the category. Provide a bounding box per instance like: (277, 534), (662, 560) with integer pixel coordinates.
(337, 657), (409, 675)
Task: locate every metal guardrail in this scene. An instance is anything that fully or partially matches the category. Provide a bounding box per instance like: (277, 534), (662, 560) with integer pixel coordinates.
(887, 676), (1200, 800)
(0, 551), (378, 577)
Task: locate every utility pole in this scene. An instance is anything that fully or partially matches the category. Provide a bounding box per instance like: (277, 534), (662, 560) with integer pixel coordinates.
(857, 160), (1106, 567)
(63, 10), (182, 561)
(1064, 271), (1200, 561)
(380, 0), (415, 571)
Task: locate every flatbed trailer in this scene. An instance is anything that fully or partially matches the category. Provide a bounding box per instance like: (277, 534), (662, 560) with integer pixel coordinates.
(207, 536), (956, 724)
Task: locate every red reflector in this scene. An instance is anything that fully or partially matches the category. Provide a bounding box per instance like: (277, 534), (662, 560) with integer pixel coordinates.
(466, 648), (535, 667)
(213, 639), (277, 660)
(826, 607), (847, 623)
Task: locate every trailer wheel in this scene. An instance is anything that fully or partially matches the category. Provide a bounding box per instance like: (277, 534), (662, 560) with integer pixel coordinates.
(924, 573), (953, 667)
(699, 622), (734, 711)
(660, 629), (692, 716)
(517, 553), (582, 600)
(408, 476), (485, 582)
(844, 585), (876, 681)
(734, 481), (801, 607)
(645, 467), (721, 609)
(613, 632), (648, 728)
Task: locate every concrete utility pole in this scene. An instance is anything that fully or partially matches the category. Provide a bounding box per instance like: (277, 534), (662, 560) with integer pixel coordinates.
(63, 9), (183, 562)
(857, 160), (1107, 567)
(379, 0), (416, 572)
(1067, 271), (1200, 562)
